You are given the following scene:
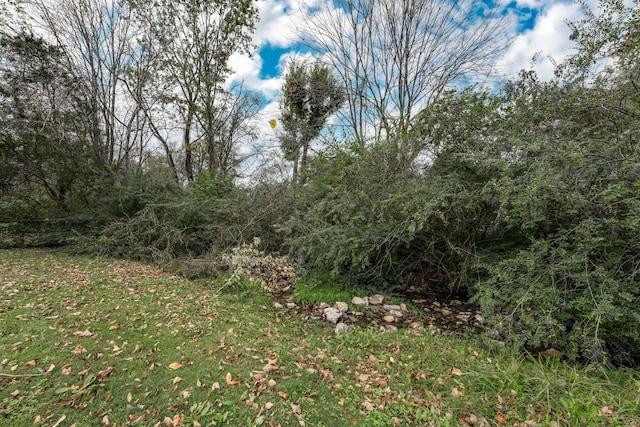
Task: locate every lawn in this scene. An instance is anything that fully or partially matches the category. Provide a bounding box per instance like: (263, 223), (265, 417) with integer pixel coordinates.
(1, 249), (638, 426)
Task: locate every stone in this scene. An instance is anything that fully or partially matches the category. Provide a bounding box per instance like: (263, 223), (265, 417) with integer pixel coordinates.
(409, 321), (424, 330)
(351, 296), (368, 306)
(383, 315), (395, 323)
(286, 302), (297, 309)
(369, 294), (384, 305)
(389, 310), (404, 318)
(334, 301), (349, 313)
(318, 302), (330, 309)
(334, 322), (352, 335)
(474, 314), (484, 323)
(324, 307), (343, 324)
(381, 324), (398, 333)
(273, 302), (284, 309)
(383, 304), (402, 311)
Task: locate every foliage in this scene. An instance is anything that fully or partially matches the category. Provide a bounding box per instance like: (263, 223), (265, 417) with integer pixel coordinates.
(281, 89), (503, 291)
(279, 59), (345, 184)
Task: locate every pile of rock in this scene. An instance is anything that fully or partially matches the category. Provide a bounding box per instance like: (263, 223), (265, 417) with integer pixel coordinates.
(316, 294), (423, 335)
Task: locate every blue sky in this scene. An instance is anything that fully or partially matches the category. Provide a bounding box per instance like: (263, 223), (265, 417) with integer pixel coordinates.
(226, 0), (594, 139)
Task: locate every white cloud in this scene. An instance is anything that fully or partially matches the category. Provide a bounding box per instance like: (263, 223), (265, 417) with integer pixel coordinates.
(496, 2), (583, 80)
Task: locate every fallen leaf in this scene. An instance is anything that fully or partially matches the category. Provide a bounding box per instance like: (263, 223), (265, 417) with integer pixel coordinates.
(168, 362), (182, 370)
(278, 391), (289, 399)
(211, 382), (220, 390)
(363, 397), (376, 411)
(226, 372), (240, 385)
(451, 367), (462, 377)
(172, 376), (182, 384)
(24, 359), (37, 367)
(127, 392), (132, 403)
(451, 387), (463, 397)
(10, 389), (20, 398)
(600, 405), (615, 416)
(265, 402), (274, 410)
(163, 416), (174, 427)
(102, 415), (110, 425)
(291, 402), (302, 415)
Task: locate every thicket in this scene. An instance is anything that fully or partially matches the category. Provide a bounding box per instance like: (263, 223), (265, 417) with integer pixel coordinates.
(2, 0), (638, 366)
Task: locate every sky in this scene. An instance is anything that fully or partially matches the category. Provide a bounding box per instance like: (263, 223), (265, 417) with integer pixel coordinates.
(225, 0), (593, 141)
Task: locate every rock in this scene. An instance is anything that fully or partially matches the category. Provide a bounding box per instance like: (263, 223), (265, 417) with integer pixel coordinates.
(383, 304), (402, 311)
(439, 308), (453, 316)
(381, 324), (398, 333)
(474, 314), (484, 323)
(318, 302), (330, 309)
(334, 301), (349, 313)
(335, 322), (352, 335)
(286, 302), (297, 309)
(389, 310), (404, 318)
(455, 312), (471, 322)
(383, 315), (396, 323)
(409, 321), (424, 330)
(324, 307), (343, 324)
(351, 296), (368, 306)
(369, 294), (384, 305)
(273, 302), (284, 309)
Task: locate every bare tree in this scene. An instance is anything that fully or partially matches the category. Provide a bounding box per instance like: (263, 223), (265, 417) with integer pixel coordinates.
(27, 0), (147, 169)
(130, 0), (259, 181)
(301, 0), (513, 155)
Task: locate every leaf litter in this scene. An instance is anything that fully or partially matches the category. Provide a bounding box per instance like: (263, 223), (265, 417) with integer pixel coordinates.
(0, 249), (638, 426)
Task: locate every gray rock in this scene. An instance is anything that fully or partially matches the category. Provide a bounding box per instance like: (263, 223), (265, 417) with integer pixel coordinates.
(383, 304), (402, 311)
(351, 296), (368, 306)
(369, 294), (384, 305)
(334, 301), (349, 313)
(389, 310), (404, 318)
(286, 302), (297, 309)
(334, 322), (352, 335)
(273, 302), (284, 309)
(318, 302), (330, 309)
(324, 307), (343, 324)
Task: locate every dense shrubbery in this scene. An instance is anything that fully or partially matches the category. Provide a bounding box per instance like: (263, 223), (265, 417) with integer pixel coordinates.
(281, 73), (640, 365)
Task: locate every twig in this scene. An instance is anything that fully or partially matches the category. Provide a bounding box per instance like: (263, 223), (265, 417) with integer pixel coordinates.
(0, 372), (49, 378)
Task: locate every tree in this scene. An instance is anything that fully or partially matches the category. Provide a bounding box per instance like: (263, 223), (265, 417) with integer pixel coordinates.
(28, 0), (147, 170)
(300, 0), (512, 159)
(279, 59), (345, 184)
(0, 30), (91, 212)
(130, 0), (259, 181)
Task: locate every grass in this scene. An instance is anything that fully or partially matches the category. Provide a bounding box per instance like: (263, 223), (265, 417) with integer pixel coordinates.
(0, 248), (639, 427)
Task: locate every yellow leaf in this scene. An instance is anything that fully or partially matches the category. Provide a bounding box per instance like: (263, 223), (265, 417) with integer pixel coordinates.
(451, 367), (462, 377)
(168, 362), (182, 370)
(269, 119), (277, 129)
(24, 359), (37, 367)
(126, 392), (132, 403)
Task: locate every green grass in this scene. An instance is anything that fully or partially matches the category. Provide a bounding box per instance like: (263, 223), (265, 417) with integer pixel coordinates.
(1, 249), (639, 426)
